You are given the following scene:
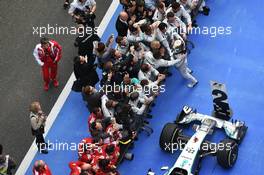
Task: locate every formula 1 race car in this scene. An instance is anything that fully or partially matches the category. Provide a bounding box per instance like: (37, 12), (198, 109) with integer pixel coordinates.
(158, 81), (248, 175)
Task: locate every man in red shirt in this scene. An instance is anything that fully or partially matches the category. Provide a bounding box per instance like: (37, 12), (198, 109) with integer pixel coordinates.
(33, 37), (62, 91)
(78, 137), (97, 163)
(102, 144), (120, 166)
(69, 161), (93, 175)
(88, 107), (104, 131)
(33, 160), (52, 175)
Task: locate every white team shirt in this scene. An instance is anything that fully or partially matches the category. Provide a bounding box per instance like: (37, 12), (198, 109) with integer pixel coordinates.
(68, 0), (96, 14)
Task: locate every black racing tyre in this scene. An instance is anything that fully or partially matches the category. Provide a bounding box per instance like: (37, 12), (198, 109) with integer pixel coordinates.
(217, 139), (238, 168)
(159, 123), (181, 152)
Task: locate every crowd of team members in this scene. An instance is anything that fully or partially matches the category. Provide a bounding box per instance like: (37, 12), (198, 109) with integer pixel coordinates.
(31, 0), (211, 174)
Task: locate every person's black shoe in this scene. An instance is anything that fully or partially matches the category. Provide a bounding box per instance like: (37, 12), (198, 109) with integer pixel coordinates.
(202, 6), (210, 16)
(203, 6), (210, 12)
(192, 22), (198, 28)
(166, 72), (172, 77)
(45, 143), (51, 148)
(202, 10), (209, 16)
(39, 149), (48, 154)
(145, 114), (153, 119)
(144, 120), (150, 124)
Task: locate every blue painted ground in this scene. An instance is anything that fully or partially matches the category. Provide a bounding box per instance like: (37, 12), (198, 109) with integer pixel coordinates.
(25, 0), (264, 174)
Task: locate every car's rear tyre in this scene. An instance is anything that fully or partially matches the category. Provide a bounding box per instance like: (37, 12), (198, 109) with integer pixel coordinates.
(159, 123), (181, 152)
(217, 139), (238, 168)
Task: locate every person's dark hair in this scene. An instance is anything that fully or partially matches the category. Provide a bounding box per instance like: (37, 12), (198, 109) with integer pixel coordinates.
(74, 56), (81, 63)
(167, 11), (175, 18)
(90, 122), (97, 130)
(92, 136), (101, 143)
(115, 36), (123, 44)
(171, 2), (180, 10)
(153, 51), (161, 60)
(82, 86), (93, 95)
(133, 42), (141, 51)
(130, 91), (139, 101)
(110, 49), (117, 58)
(140, 79), (149, 87)
(98, 159), (110, 170)
(129, 26), (138, 33)
(40, 37), (49, 45)
(127, 53), (135, 63)
(157, 1), (164, 9)
(105, 100), (114, 109)
(92, 107), (100, 114)
(141, 24), (152, 35)
(97, 42), (106, 53)
(141, 64), (150, 72)
(128, 2), (134, 8)
(158, 22), (167, 31)
(105, 144), (115, 155)
(136, 0), (144, 6)
(80, 171), (89, 175)
(137, 2), (144, 8)
(122, 104), (132, 114)
(34, 164), (43, 172)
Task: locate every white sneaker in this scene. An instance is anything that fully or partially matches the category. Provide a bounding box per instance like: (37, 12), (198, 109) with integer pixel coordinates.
(187, 81), (198, 88)
(187, 68), (193, 74)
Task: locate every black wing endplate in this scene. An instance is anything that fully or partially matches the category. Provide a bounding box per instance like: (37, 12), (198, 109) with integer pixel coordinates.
(210, 81), (232, 121)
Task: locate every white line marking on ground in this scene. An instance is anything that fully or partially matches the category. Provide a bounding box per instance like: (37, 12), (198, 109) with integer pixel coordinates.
(15, 1), (119, 174)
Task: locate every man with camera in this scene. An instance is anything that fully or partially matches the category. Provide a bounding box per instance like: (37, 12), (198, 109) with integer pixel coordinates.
(68, 0), (97, 27)
(29, 102), (49, 154)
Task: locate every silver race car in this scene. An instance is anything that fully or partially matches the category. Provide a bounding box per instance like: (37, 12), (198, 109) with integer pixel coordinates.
(158, 81), (248, 175)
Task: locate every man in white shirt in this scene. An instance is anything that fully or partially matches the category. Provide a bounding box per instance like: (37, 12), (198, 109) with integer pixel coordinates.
(179, 0), (210, 16)
(101, 95), (115, 118)
(145, 0), (157, 11)
(152, 1), (167, 22)
(129, 91), (154, 115)
(115, 36), (130, 56)
(144, 48), (180, 69)
(164, 11), (187, 40)
(155, 22), (173, 57)
(68, 0), (96, 20)
(138, 63), (166, 83)
(167, 28), (198, 88)
(166, 2), (192, 32)
(127, 25), (144, 44)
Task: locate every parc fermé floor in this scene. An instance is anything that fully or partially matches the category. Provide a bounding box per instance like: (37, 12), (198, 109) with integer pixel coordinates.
(20, 0), (264, 174)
